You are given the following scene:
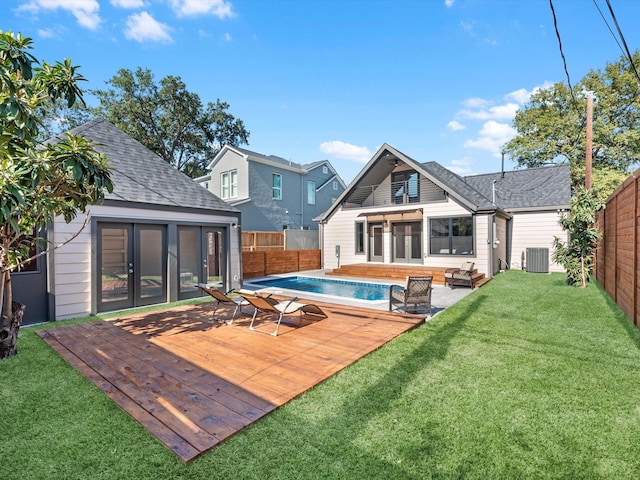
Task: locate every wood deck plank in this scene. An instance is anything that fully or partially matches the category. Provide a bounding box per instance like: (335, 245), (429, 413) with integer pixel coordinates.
(37, 300), (424, 462)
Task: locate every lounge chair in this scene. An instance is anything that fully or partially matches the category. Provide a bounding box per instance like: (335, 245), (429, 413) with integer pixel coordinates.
(444, 262), (475, 289)
(241, 294), (328, 336)
(196, 284), (252, 324)
(389, 276), (433, 315)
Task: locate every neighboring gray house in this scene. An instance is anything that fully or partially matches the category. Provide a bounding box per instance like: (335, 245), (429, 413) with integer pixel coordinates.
(12, 119), (242, 325)
(318, 144), (570, 278)
(196, 145), (346, 231)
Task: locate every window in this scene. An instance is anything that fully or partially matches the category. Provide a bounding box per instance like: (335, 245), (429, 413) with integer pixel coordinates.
(220, 169), (237, 199)
(392, 171), (420, 204)
(272, 173), (282, 200)
(355, 222), (365, 254)
(307, 180), (316, 205)
(221, 172), (229, 199)
(429, 217), (473, 255)
(230, 170), (237, 198)
(333, 181), (338, 190)
(323, 165), (328, 174)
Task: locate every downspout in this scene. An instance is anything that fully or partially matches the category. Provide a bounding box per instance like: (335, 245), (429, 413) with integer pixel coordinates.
(300, 172), (305, 230)
(487, 215), (494, 279)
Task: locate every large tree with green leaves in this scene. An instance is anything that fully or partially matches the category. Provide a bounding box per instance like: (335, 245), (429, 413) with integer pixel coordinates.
(0, 31), (113, 358)
(504, 51), (640, 200)
(91, 67), (250, 178)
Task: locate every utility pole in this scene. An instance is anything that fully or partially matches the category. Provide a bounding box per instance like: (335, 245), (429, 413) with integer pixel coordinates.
(585, 91), (593, 190)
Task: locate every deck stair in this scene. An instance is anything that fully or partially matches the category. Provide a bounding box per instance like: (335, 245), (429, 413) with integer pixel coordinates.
(327, 263), (488, 287)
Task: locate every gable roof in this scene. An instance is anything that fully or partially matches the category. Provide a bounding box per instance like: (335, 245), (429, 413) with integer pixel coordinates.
(208, 145), (346, 187)
(319, 143), (570, 222)
(58, 118), (239, 214)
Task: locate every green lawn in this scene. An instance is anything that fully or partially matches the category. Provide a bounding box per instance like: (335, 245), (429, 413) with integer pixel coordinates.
(2, 271), (640, 479)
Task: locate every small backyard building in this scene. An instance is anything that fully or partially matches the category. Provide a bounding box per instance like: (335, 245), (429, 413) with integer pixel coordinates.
(12, 119), (242, 325)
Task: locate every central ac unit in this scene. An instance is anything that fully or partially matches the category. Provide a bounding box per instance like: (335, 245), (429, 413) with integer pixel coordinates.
(526, 248), (549, 273)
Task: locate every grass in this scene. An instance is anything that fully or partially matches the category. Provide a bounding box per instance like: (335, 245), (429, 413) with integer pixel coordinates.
(2, 270), (640, 479)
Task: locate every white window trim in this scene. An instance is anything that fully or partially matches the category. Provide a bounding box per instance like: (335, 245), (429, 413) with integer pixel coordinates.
(307, 180), (316, 205)
(272, 173), (282, 200)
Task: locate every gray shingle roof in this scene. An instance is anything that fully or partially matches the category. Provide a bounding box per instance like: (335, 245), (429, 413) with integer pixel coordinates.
(233, 146), (304, 170)
(463, 164), (570, 210)
(61, 118), (238, 213)
(421, 161), (497, 211)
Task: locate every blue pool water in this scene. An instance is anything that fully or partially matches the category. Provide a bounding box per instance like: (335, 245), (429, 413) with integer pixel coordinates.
(250, 276), (390, 301)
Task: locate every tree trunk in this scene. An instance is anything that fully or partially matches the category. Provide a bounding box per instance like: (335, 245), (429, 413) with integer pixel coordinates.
(0, 302), (26, 359)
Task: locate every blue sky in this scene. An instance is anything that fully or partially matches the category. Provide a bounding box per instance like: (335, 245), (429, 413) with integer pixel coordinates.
(6, 0), (640, 183)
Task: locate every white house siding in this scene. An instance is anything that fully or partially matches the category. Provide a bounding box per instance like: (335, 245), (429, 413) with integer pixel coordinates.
(509, 211), (565, 272)
(53, 205), (240, 320)
(322, 196), (494, 276)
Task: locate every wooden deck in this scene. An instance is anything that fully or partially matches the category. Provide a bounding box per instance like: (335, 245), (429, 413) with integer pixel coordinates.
(36, 299), (424, 463)
(328, 263), (489, 287)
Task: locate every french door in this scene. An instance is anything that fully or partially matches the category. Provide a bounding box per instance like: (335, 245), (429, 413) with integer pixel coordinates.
(392, 222), (422, 263)
(178, 227), (225, 300)
(97, 223), (167, 312)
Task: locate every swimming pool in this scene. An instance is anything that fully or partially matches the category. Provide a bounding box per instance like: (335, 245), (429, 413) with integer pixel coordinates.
(248, 276), (390, 301)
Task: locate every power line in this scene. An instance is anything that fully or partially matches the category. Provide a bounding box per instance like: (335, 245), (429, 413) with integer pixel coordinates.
(592, 0), (625, 55)
(549, 0), (578, 105)
(605, 0), (640, 85)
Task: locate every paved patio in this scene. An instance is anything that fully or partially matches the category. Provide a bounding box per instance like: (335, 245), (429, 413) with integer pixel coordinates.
(37, 298), (426, 462)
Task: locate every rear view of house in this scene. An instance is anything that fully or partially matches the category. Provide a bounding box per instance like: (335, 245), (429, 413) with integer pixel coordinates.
(318, 144), (570, 279)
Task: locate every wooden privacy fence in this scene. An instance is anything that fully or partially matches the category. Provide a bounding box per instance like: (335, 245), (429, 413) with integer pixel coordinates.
(243, 250), (321, 278)
(242, 230), (320, 251)
(242, 231), (284, 252)
(595, 170), (640, 328)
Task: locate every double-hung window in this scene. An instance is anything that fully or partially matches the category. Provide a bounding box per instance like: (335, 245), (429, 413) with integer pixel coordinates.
(429, 217), (474, 255)
(307, 180), (316, 205)
(220, 169), (237, 200)
(272, 173), (282, 200)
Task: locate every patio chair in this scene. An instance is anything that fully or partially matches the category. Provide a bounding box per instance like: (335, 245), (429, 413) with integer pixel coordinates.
(444, 262), (475, 289)
(196, 284), (252, 324)
(241, 294), (328, 336)
(388, 276), (433, 315)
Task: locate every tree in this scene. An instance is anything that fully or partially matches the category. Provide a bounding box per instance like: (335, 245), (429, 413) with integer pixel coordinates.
(0, 31), (113, 358)
(36, 101), (95, 141)
(552, 187), (603, 287)
(504, 51), (640, 199)
(91, 67), (250, 177)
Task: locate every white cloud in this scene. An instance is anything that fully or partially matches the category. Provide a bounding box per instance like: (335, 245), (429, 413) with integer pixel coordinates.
(19, 0), (101, 30)
(445, 157), (474, 176)
(111, 0), (146, 8)
(447, 120), (466, 131)
(463, 120), (516, 157)
(169, 0), (234, 19)
(506, 82), (554, 105)
(444, 0), (455, 7)
(319, 141), (372, 163)
(458, 102), (519, 121)
(124, 12), (173, 43)
(224, 32), (232, 42)
(505, 88), (531, 105)
(462, 97), (491, 109)
(37, 28), (56, 38)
